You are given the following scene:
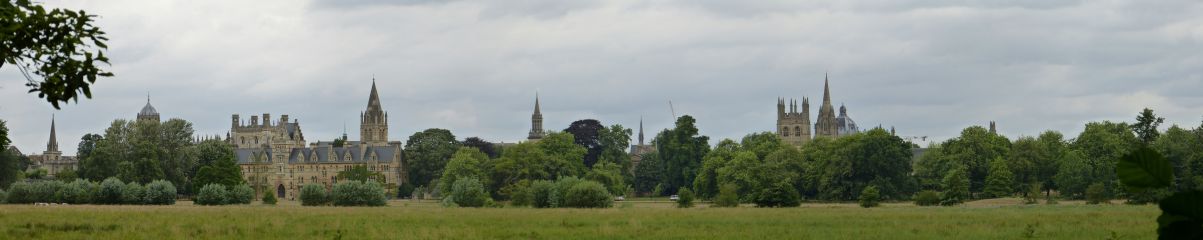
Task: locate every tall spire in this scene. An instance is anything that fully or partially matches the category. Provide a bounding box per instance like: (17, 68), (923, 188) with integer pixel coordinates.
(47, 115), (58, 152)
(638, 116), (645, 146)
(528, 92), (545, 140)
(823, 72), (831, 103)
(367, 78), (382, 112)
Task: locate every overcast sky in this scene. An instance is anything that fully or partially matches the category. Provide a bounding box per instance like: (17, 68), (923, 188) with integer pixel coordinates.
(3, 0), (1202, 155)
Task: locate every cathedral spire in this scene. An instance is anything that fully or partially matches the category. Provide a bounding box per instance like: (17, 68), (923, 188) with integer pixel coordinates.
(367, 78), (382, 112)
(823, 73), (831, 104)
(47, 115), (58, 152)
(528, 93), (545, 140)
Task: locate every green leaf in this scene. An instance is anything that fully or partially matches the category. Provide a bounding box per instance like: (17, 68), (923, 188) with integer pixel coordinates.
(1117, 146), (1173, 191)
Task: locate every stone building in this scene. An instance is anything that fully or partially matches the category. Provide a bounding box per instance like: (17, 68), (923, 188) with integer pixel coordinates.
(27, 116), (78, 178)
(776, 74), (860, 147)
(232, 80), (405, 200)
(629, 117), (655, 171)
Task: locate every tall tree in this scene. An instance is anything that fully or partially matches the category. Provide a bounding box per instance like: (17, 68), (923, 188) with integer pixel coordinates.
(597, 124), (632, 174)
(440, 147), (490, 194)
(1009, 137), (1040, 193)
(403, 128), (460, 188)
(938, 126), (1011, 193)
(654, 115), (710, 195)
(564, 119), (604, 168)
(1072, 121), (1138, 197)
(982, 157), (1014, 198)
(1, 0), (113, 109)
(1054, 150), (1091, 199)
(1034, 131), (1067, 194)
(193, 139), (244, 192)
(0, 120), (19, 188)
(632, 152), (663, 195)
(1132, 108), (1164, 144)
(694, 139), (741, 199)
(461, 137), (498, 159)
(1153, 125), (1203, 191)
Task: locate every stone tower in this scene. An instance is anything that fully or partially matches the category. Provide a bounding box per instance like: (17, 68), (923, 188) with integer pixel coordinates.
(360, 79), (389, 145)
(137, 95), (161, 122)
(814, 74), (839, 138)
(46, 116), (60, 154)
(776, 96), (811, 146)
(638, 116), (645, 146)
(527, 93), (545, 141)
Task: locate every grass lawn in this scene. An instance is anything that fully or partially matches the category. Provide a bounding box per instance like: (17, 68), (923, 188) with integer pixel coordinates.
(0, 198), (1157, 239)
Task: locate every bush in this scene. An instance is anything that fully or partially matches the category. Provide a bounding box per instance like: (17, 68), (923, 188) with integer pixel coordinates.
(60, 179), (95, 204)
(529, 180), (556, 208)
(676, 187), (695, 208)
(0, 189), (6, 204)
(29, 180), (65, 203)
(446, 177), (489, 208)
(144, 180), (177, 205)
(1085, 183), (1108, 204)
(754, 181), (800, 208)
(508, 183), (532, 207)
(563, 180), (612, 208)
(1023, 183), (1040, 205)
(551, 177), (584, 207)
(6, 182), (32, 203)
(98, 178), (125, 204)
(122, 182), (146, 204)
(859, 186), (881, 208)
(332, 181), (387, 207)
(196, 184), (228, 206)
(263, 191), (278, 205)
(300, 184), (329, 206)
(397, 182), (415, 199)
(914, 190), (941, 206)
(713, 183), (740, 207)
(227, 184), (254, 204)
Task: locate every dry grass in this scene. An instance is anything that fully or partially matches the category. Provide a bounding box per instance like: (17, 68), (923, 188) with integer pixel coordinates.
(0, 198), (1157, 239)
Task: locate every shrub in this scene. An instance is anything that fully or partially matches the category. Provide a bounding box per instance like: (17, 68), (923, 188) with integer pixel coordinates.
(144, 180), (177, 205)
(1023, 183), (1040, 205)
(227, 184), (254, 204)
(59, 179), (93, 204)
(196, 184), (228, 206)
(31, 180), (64, 203)
(122, 182), (147, 204)
(754, 181), (800, 208)
(1085, 183), (1108, 204)
(6, 182), (32, 203)
(713, 183), (740, 207)
(914, 190), (941, 206)
(397, 182), (415, 199)
(563, 180), (612, 208)
(859, 186), (881, 208)
(300, 184), (329, 206)
(551, 177), (585, 207)
(446, 177), (489, 208)
(508, 183), (532, 207)
(332, 181), (387, 207)
(0, 189), (6, 204)
(676, 187), (695, 208)
(529, 180), (556, 208)
(98, 178), (125, 204)
(262, 191), (278, 205)
(940, 166), (970, 206)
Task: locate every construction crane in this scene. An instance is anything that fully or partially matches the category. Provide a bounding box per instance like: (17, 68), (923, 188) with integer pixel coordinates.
(668, 100), (677, 119)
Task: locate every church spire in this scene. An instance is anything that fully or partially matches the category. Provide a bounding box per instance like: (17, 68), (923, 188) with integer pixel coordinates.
(528, 93), (545, 140)
(47, 115), (58, 152)
(366, 78), (382, 112)
(638, 116), (645, 145)
(823, 72), (831, 104)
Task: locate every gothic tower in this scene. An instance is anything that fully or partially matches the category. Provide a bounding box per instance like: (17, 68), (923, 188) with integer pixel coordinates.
(360, 79), (389, 145)
(527, 93), (545, 141)
(776, 96), (812, 147)
(137, 95), (160, 122)
(46, 116), (60, 154)
(814, 74), (839, 138)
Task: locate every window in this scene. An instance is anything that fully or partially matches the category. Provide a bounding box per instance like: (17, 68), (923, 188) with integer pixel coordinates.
(782, 127), (789, 136)
(794, 126), (801, 137)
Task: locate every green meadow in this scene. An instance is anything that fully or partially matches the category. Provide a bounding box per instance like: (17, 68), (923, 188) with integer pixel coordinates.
(0, 198), (1157, 240)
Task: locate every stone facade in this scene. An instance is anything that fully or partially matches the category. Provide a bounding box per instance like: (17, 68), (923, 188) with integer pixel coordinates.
(629, 117), (655, 171)
(27, 116), (77, 178)
(776, 74), (860, 147)
(527, 93), (545, 141)
(232, 80), (405, 200)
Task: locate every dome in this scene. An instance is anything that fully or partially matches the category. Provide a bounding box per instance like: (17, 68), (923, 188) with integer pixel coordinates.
(139, 101), (159, 116)
(836, 105), (858, 135)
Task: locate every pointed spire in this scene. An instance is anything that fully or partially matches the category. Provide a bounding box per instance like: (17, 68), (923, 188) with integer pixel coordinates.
(638, 116), (645, 146)
(47, 115), (58, 152)
(823, 73), (831, 104)
(367, 78), (382, 112)
(534, 92), (541, 115)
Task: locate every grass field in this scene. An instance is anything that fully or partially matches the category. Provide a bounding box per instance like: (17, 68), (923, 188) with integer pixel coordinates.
(0, 198), (1157, 239)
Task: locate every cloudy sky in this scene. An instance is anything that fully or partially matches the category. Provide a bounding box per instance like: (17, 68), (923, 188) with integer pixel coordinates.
(3, 0), (1202, 155)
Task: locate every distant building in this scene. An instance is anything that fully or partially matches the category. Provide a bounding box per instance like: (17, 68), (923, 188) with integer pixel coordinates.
(629, 117), (655, 171)
(527, 93), (545, 142)
(776, 74), (860, 147)
(231, 79), (405, 200)
(27, 116), (78, 177)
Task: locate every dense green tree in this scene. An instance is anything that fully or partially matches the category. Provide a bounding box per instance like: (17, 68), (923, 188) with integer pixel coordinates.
(404, 128), (460, 188)
(806, 128), (915, 201)
(597, 124), (632, 177)
(461, 137), (498, 159)
(1154, 125), (1203, 191)
(912, 143), (949, 191)
(440, 147), (490, 195)
(676, 187), (695, 208)
(0, 120), (18, 188)
(1132, 108), (1164, 144)
(1053, 150), (1091, 199)
(445, 177), (490, 208)
(938, 126), (1011, 193)
(1, 0), (114, 109)
(982, 157), (1014, 198)
(538, 132), (588, 178)
(1034, 131), (1067, 194)
(654, 115), (710, 195)
(75, 133), (103, 180)
(564, 119), (604, 168)
(1008, 137), (1039, 194)
(192, 140), (244, 193)
(694, 139), (741, 199)
(1072, 121), (1138, 197)
(713, 183), (741, 207)
(941, 164), (970, 205)
(859, 185), (881, 208)
(632, 152), (662, 195)
(584, 161), (625, 195)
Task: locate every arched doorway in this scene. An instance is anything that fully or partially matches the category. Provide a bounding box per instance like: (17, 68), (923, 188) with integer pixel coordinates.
(277, 184), (285, 198)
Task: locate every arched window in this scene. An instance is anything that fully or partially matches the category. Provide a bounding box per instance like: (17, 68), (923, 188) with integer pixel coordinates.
(795, 126), (801, 137)
(782, 127), (789, 136)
